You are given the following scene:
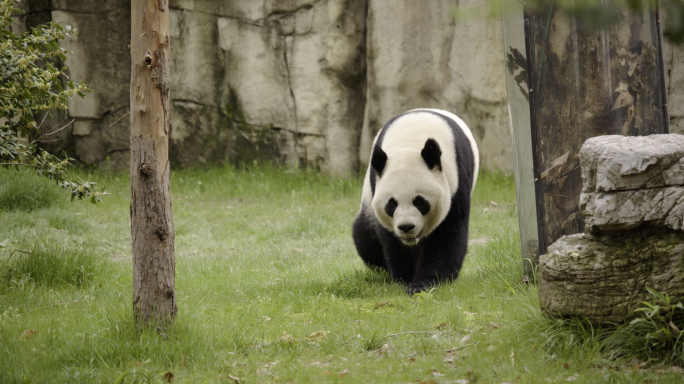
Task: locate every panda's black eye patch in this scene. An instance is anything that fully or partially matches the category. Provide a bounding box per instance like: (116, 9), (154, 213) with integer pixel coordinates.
(413, 196), (430, 215)
(385, 198), (398, 217)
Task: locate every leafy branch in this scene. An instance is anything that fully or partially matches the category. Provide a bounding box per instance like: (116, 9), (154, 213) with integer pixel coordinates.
(0, 0), (106, 203)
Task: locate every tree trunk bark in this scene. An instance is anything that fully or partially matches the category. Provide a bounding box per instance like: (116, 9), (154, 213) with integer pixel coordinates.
(130, 0), (176, 328)
(524, 3), (667, 253)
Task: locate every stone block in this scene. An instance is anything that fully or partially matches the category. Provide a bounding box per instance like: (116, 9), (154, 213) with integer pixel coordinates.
(539, 228), (684, 323)
(580, 134), (684, 193)
(72, 120), (92, 136)
(581, 187), (684, 232)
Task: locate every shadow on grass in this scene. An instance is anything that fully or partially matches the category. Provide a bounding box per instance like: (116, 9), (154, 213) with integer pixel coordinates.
(302, 267), (405, 299)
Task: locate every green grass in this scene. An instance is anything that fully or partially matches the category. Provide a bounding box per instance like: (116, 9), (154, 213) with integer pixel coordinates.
(0, 168), (66, 212)
(0, 166), (683, 383)
(0, 239), (104, 289)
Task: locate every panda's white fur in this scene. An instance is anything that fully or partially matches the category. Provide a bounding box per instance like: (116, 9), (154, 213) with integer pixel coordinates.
(361, 109), (478, 243)
(352, 108), (479, 293)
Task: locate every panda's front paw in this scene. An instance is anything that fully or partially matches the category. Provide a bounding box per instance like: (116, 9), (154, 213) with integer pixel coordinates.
(407, 282), (431, 294)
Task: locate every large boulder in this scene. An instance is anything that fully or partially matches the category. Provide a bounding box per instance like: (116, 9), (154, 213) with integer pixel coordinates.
(579, 134), (684, 233)
(581, 187), (684, 232)
(539, 228), (684, 322)
(579, 134), (684, 193)
(540, 134), (684, 322)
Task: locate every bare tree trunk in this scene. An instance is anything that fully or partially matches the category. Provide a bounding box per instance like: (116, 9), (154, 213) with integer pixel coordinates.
(130, 0), (176, 328)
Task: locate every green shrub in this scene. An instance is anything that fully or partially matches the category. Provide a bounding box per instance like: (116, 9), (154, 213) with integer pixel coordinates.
(603, 288), (684, 365)
(0, 0), (106, 203)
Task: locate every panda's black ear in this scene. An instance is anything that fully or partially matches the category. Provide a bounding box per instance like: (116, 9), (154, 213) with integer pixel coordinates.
(421, 138), (442, 170)
(371, 145), (388, 176)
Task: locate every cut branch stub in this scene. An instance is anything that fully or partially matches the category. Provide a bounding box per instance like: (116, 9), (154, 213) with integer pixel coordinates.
(139, 162), (151, 177)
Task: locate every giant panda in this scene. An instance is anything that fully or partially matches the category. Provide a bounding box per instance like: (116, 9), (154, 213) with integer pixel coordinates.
(352, 109), (479, 294)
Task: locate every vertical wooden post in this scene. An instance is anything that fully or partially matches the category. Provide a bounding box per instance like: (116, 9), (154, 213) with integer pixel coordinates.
(130, 0), (176, 328)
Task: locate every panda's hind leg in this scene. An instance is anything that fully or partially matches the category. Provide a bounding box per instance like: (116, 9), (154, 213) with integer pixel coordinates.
(352, 211), (387, 270)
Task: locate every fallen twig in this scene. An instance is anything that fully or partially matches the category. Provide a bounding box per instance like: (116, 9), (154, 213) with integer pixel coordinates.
(445, 343), (473, 353)
(384, 331), (437, 338)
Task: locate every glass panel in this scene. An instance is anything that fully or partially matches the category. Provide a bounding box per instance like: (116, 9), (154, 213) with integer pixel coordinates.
(501, 0), (540, 275)
(525, 1), (668, 253)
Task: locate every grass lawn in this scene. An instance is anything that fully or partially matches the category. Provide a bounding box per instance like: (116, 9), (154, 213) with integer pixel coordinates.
(0, 166), (682, 383)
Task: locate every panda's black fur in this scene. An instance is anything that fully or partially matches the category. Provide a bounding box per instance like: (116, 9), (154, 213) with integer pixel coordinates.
(352, 109), (478, 294)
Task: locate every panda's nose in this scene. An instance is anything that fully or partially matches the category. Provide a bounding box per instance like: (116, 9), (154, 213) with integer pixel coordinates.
(398, 223), (415, 233)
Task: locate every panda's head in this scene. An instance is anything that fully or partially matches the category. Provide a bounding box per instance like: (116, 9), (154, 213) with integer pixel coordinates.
(370, 138), (452, 246)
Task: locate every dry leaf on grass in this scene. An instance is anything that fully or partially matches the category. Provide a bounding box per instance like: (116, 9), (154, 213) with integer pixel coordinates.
(305, 330), (329, 343)
(278, 331), (295, 344)
(19, 329), (36, 341)
(163, 372), (173, 383)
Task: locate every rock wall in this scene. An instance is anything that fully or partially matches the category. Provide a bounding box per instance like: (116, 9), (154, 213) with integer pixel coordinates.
(361, 0), (510, 171)
(12, 0), (132, 169)
(10, 1), (684, 175)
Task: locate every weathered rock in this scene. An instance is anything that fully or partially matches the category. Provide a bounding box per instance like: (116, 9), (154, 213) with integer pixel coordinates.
(581, 187), (684, 232)
(580, 134), (684, 193)
(539, 229), (684, 323)
(578, 134), (684, 233)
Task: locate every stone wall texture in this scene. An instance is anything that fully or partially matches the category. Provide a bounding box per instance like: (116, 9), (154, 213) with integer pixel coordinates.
(10, 1), (684, 175)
